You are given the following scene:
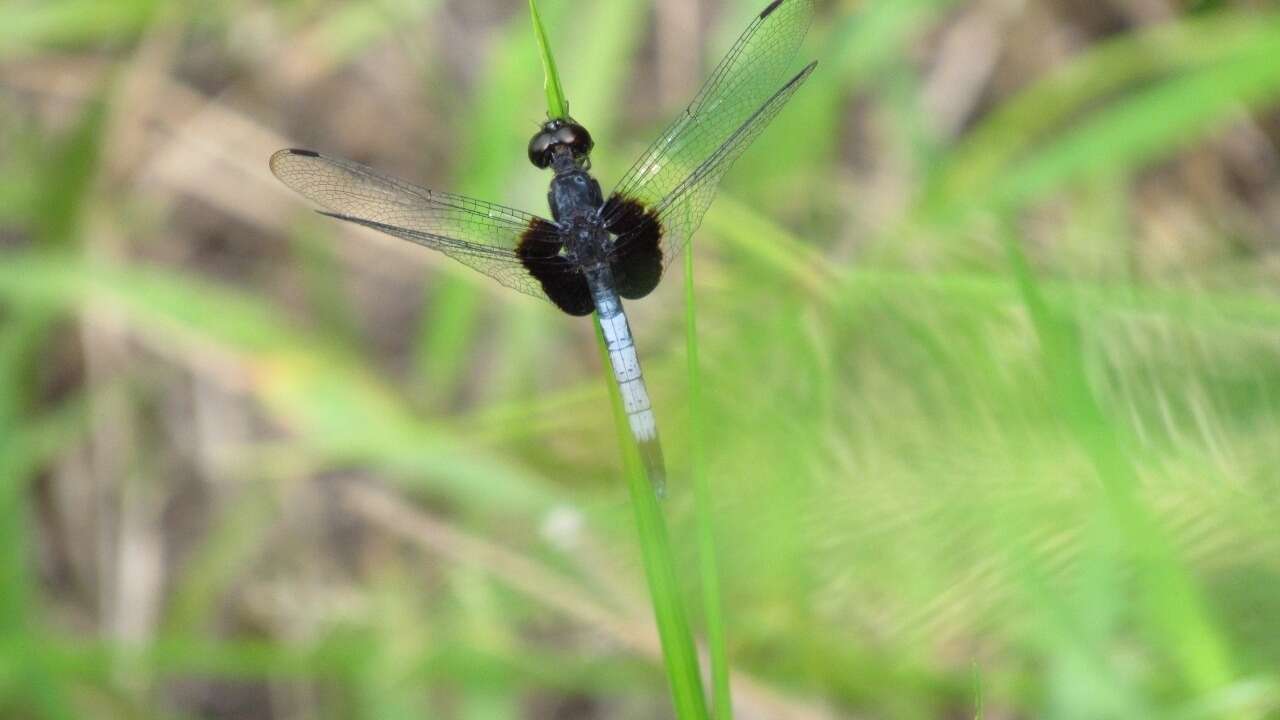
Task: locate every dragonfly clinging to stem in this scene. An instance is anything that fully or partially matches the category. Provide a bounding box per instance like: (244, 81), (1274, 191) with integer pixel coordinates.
(270, 0), (816, 495)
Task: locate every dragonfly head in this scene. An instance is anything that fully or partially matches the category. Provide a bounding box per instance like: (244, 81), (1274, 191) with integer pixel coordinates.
(528, 118), (594, 170)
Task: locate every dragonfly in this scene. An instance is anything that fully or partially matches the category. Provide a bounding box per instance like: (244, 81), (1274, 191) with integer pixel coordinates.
(270, 0), (816, 494)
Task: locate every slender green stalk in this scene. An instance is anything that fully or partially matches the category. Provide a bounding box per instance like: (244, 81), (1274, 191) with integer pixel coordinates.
(535, 6), (704, 714)
(684, 246), (732, 719)
(594, 324), (709, 720)
(999, 220), (1241, 713)
(529, 0), (569, 120)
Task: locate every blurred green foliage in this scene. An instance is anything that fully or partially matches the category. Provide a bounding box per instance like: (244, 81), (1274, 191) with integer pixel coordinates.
(3, 0), (1280, 718)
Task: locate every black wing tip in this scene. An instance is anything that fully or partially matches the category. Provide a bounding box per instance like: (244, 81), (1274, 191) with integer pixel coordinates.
(760, 0), (785, 18)
(269, 148), (321, 171)
(792, 60), (819, 83)
(761, 0), (817, 19)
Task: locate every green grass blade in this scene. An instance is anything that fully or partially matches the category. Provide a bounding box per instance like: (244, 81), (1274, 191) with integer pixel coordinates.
(0, 308), (85, 720)
(998, 220), (1240, 711)
(992, 44), (1280, 212)
(0, 89), (106, 719)
(0, 255), (558, 518)
(593, 324), (709, 720)
(529, 0), (569, 119)
(0, 0), (159, 57)
(684, 245), (732, 719)
(921, 11), (1280, 222)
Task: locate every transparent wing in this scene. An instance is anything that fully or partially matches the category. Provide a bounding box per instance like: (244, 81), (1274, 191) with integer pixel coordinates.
(614, 62), (816, 270)
(602, 0), (815, 265)
(269, 149), (564, 301)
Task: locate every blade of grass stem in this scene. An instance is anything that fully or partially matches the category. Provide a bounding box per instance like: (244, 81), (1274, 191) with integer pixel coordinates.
(684, 245), (732, 719)
(0, 311), (79, 720)
(999, 218), (1241, 713)
(529, 0), (569, 120)
(593, 323), (709, 720)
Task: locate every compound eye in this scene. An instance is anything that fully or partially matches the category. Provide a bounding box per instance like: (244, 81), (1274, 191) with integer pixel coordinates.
(552, 125), (577, 146)
(527, 130), (555, 168)
(528, 119), (593, 168)
(562, 122), (594, 158)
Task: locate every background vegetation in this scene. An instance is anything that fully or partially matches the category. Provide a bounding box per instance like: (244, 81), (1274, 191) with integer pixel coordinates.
(3, 0), (1280, 717)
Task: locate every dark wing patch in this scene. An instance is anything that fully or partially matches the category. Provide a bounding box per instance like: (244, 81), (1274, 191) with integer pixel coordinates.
(603, 195), (664, 300)
(517, 218), (594, 316)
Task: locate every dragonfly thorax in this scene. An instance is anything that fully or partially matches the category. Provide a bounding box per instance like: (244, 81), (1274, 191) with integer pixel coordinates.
(547, 153), (610, 264)
(547, 163), (604, 223)
(559, 222), (606, 266)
